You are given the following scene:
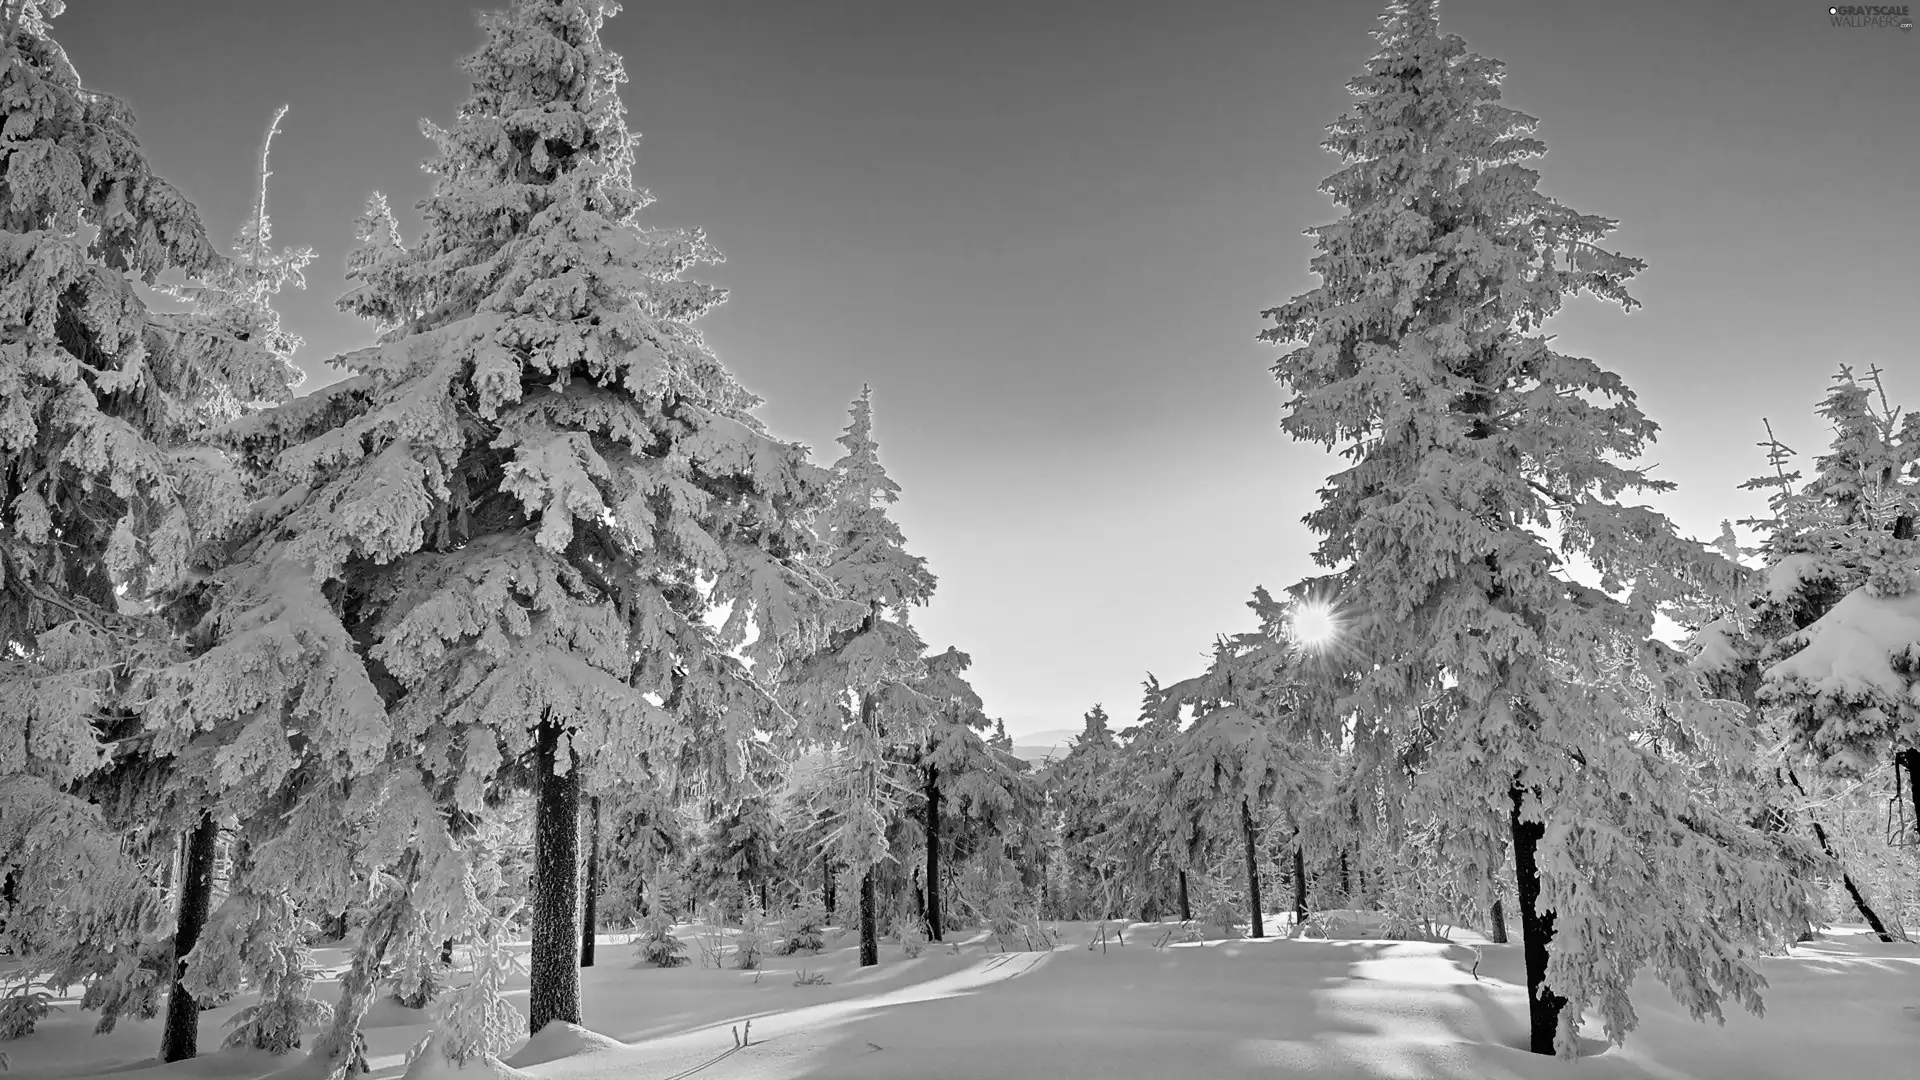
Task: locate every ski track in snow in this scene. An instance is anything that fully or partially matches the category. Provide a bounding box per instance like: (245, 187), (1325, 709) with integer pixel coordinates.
(518, 947), (1054, 1080)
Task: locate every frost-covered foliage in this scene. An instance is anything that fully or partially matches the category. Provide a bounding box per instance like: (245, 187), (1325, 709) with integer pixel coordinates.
(779, 903), (826, 955)
(1091, 681), (1194, 918)
(688, 796), (780, 916)
(189, 891), (331, 1053)
(1044, 705), (1122, 918)
(635, 908), (687, 968)
(0, 3), (317, 1058)
(1197, 867), (1244, 938)
(1259, 0), (1813, 1055)
(1680, 369), (1919, 938)
(782, 388), (938, 880)
(153, 0), (850, 1057)
(1744, 368), (1920, 776)
(417, 902), (524, 1070)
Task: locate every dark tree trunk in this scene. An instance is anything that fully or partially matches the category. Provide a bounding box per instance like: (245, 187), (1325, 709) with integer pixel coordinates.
(440, 938), (454, 965)
(328, 909), (349, 942)
(925, 763), (943, 940)
(530, 721), (582, 1035)
(1177, 869), (1192, 922)
(824, 859), (835, 919)
(161, 811), (218, 1063)
(1510, 783), (1566, 1055)
(0, 863), (14, 938)
(1899, 749), (1920, 844)
(858, 869), (878, 967)
(759, 879), (769, 914)
(1339, 849), (1351, 900)
(1292, 845), (1308, 924)
(580, 795), (601, 968)
(1241, 799), (1264, 938)
(1489, 899), (1509, 944)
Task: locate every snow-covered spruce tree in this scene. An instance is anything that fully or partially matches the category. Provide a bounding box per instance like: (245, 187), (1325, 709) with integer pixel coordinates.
(1260, 0), (1813, 1055)
(911, 646), (1016, 940)
(1684, 372), (1917, 939)
(1757, 368), (1919, 829)
(1044, 704), (1123, 919)
(181, 0), (845, 1059)
(134, 106), (323, 1063)
(783, 386), (937, 967)
(1158, 598), (1337, 938)
(689, 794), (781, 919)
(0, 8), (311, 1060)
(1103, 680), (1194, 921)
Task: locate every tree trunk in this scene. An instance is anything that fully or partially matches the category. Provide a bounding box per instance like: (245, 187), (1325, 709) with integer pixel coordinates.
(1177, 869), (1192, 922)
(1899, 749), (1920, 844)
(1339, 849), (1351, 900)
(0, 863), (14, 939)
(530, 721), (582, 1035)
(1489, 899), (1509, 944)
(925, 763), (943, 940)
(1510, 782), (1566, 1056)
(580, 795), (601, 968)
(1241, 799), (1264, 938)
(328, 909), (349, 942)
(306, 850), (420, 1078)
(858, 869), (878, 967)
(1292, 845), (1307, 924)
(161, 811), (218, 1063)
(824, 859), (835, 919)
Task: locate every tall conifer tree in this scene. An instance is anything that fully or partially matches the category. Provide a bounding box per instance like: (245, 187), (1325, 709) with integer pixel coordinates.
(1261, 0), (1810, 1054)
(0, 4), (306, 1060)
(178, 0), (845, 1061)
(785, 387), (937, 966)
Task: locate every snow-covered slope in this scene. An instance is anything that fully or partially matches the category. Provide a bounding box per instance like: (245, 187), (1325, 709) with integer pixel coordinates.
(6, 919), (1913, 1080)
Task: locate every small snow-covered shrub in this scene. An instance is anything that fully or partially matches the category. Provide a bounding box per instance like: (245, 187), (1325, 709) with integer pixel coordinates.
(900, 921), (927, 958)
(792, 968), (831, 986)
(1297, 911), (1354, 940)
(1377, 910), (1449, 943)
(733, 904), (770, 971)
(694, 903), (729, 968)
(636, 910), (689, 968)
(421, 915), (523, 1069)
(1200, 869), (1244, 939)
(383, 931), (446, 1010)
(0, 990), (57, 1040)
(781, 905), (826, 955)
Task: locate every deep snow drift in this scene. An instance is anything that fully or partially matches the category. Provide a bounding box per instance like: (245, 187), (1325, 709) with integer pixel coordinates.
(3, 917), (1913, 1080)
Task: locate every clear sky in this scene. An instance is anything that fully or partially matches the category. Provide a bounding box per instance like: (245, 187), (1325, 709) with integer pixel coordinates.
(60, 0), (1917, 740)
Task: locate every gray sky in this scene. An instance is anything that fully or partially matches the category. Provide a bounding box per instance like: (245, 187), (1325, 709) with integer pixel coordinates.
(62, 0), (1918, 739)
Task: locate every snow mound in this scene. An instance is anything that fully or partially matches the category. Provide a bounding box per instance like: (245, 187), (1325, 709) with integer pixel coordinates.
(402, 1046), (535, 1080)
(502, 1021), (626, 1068)
(1766, 579), (1920, 707)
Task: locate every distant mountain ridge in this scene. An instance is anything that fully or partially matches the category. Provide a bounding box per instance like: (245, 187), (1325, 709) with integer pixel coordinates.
(1007, 727), (1079, 765)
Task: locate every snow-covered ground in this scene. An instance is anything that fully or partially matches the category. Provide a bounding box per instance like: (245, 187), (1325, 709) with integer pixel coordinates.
(4, 917), (1914, 1080)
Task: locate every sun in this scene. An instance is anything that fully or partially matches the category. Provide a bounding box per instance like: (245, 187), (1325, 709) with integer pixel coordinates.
(1291, 602), (1338, 649)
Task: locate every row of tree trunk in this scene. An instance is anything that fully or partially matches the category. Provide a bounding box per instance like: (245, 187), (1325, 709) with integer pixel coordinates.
(153, 722), (1916, 1065)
